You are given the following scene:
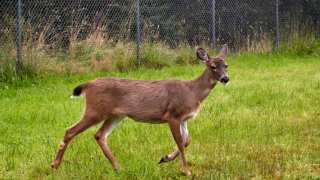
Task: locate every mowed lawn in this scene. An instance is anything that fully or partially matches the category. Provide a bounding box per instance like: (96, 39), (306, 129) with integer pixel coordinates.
(0, 54), (319, 179)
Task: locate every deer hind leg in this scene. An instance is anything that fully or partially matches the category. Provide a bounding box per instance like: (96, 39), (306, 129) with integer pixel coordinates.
(95, 116), (122, 171)
(159, 121), (190, 164)
(167, 120), (191, 176)
(51, 112), (102, 169)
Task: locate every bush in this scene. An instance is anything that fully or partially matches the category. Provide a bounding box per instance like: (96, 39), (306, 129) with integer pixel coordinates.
(0, 55), (38, 84)
(0, 32), (319, 84)
(279, 32), (320, 57)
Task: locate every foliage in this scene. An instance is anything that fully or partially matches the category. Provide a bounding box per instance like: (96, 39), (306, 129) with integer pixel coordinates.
(1, 35), (319, 84)
(279, 32), (320, 57)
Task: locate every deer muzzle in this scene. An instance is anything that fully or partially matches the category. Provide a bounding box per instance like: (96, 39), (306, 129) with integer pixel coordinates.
(220, 76), (229, 84)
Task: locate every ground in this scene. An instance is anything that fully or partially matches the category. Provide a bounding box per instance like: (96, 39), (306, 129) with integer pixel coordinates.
(0, 54), (319, 179)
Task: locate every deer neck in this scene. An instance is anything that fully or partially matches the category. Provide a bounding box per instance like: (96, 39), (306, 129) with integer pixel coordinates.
(190, 67), (217, 102)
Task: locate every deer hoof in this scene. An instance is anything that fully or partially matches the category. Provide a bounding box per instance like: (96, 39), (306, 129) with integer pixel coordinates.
(182, 169), (192, 176)
(113, 163), (121, 172)
(51, 161), (59, 169)
(158, 155), (169, 164)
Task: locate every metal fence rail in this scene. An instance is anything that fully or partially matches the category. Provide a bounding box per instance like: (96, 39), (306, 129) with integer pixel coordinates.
(0, 0), (319, 74)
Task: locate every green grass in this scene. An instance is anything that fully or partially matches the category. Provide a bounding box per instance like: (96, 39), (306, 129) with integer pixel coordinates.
(0, 53), (319, 179)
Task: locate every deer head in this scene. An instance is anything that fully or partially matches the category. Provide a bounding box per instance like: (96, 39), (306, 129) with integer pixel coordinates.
(196, 44), (229, 84)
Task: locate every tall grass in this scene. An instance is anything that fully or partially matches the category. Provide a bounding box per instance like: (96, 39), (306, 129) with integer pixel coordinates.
(1, 22), (319, 84)
(0, 50), (38, 85)
(279, 31), (320, 57)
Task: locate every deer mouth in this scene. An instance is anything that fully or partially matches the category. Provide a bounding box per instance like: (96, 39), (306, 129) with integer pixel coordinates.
(222, 81), (230, 86)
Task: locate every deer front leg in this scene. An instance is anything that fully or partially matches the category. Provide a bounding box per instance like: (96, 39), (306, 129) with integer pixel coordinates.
(159, 121), (190, 164)
(94, 117), (122, 171)
(168, 120), (191, 176)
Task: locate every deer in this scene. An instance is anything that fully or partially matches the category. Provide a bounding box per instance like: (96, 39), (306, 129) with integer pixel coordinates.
(51, 45), (229, 176)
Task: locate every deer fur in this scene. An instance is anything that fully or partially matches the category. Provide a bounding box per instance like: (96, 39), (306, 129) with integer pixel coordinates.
(51, 45), (229, 176)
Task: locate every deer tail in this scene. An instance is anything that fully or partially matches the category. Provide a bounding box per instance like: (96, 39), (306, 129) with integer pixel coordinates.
(72, 83), (88, 96)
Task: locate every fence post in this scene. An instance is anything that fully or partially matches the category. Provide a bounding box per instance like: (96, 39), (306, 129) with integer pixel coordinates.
(210, 0), (216, 49)
(275, 0), (280, 49)
(136, 0), (141, 66)
(16, 0), (23, 76)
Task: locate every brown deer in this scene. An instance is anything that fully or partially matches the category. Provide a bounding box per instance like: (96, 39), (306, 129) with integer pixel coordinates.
(51, 45), (229, 176)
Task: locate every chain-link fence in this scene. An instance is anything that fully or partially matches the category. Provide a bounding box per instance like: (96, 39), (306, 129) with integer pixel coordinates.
(0, 0), (319, 73)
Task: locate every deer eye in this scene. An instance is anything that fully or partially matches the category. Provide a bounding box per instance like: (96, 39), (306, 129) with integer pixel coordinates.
(225, 65), (228, 68)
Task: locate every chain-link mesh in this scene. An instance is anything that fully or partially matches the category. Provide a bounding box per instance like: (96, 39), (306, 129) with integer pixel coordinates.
(0, 1), (17, 50)
(140, 1), (212, 47)
(0, 0), (136, 49)
(0, 0), (319, 68)
(279, 0), (320, 42)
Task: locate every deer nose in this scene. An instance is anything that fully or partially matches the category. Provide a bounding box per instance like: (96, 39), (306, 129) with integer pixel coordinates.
(221, 76), (229, 83)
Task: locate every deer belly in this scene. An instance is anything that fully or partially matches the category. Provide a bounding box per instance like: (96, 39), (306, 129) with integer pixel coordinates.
(126, 111), (167, 124)
(129, 116), (167, 124)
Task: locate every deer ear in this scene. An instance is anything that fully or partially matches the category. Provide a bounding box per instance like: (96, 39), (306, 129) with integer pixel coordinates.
(216, 44), (228, 60)
(196, 48), (209, 62)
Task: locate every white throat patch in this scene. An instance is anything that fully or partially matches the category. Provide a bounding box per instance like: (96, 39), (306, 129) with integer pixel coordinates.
(186, 108), (199, 120)
(210, 79), (217, 85)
